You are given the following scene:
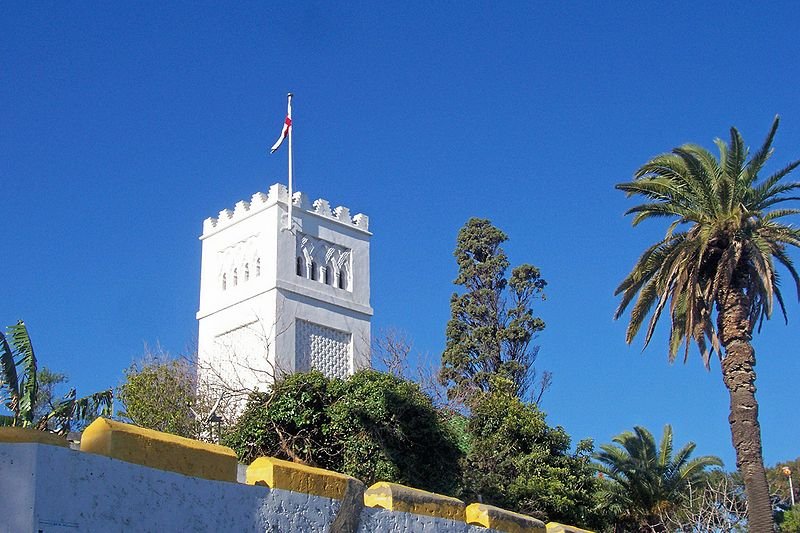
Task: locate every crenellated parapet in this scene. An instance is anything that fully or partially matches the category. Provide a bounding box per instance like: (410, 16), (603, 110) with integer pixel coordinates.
(202, 183), (370, 236)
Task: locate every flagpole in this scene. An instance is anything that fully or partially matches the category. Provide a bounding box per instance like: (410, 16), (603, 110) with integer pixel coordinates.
(286, 92), (294, 231)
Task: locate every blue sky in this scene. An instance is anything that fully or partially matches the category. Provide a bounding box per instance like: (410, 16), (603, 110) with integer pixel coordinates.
(3, 2), (799, 468)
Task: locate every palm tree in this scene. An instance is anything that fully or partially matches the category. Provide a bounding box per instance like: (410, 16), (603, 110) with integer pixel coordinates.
(615, 116), (800, 530)
(0, 320), (112, 434)
(595, 425), (722, 532)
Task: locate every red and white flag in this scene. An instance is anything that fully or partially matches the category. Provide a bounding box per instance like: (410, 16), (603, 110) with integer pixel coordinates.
(270, 97), (293, 153)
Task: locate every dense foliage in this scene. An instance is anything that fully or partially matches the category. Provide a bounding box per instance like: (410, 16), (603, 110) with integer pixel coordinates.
(767, 458), (800, 506)
(782, 506), (800, 532)
(224, 368), (607, 523)
(330, 370), (462, 494)
(594, 425), (723, 531)
(459, 378), (601, 526)
(615, 117), (800, 530)
(439, 218), (548, 403)
(224, 370), (462, 494)
(117, 356), (201, 438)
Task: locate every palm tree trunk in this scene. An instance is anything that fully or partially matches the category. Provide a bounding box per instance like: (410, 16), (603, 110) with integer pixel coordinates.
(718, 284), (773, 531)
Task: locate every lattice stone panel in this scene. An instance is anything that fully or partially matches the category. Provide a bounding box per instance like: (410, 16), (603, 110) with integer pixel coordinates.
(295, 320), (352, 379)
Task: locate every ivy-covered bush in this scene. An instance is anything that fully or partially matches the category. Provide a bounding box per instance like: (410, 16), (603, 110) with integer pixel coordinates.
(223, 371), (341, 465)
(330, 370), (462, 494)
(223, 370), (462, 495)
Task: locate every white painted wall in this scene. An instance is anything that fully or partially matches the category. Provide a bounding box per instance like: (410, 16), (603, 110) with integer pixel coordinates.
(0, 443), (497, 533)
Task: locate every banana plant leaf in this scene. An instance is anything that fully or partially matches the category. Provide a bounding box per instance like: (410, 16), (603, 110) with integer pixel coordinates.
(0, 327), (20, 416)
(38, 388), (113, 434)
(9, 321), (37, 426)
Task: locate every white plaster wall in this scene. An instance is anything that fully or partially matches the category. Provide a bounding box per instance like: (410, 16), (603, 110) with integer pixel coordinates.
(197, 195), (282, 319)
(0, 443), (36, 532)
(284, 208), (371, 308)
(197, 185), (372, 403)
(0, 443), (497, 533)
(198, 289), (281, 394)
(275, 289), (371, 374)
(197, 195), (283, 397)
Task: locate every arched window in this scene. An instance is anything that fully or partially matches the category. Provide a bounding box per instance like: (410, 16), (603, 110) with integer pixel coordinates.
(244, 263), (250, 282)
(222, 273), (227, 291)
(296, 257), (303, 276)
(310, 261), (318, 281)
(337, 270), (346, 290)
(256, 258), (261, 277)
(324, 266), (331, 285)
(233, 268), (238, 287)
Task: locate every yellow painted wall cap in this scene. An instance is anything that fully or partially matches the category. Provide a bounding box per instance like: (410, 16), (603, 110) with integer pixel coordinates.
(364, 481), (465, 522)
(80, 418), (238, 482)
(466, 503), (545, 533)
(246, 456), (360, 500)
(81, 418), (234, 455)
(546, 522), (596, 533)
(0, 427), (69, 447)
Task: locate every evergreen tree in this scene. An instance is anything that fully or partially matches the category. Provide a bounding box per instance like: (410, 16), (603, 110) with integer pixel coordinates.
(439, 218), (547, 403)
(461, 377), (600, 525)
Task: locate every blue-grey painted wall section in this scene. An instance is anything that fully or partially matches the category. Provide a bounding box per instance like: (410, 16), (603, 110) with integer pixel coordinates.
(0, 443), (497, 532)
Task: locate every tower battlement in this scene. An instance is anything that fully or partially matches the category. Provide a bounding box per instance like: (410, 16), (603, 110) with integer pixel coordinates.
(202, 183), (369, 237)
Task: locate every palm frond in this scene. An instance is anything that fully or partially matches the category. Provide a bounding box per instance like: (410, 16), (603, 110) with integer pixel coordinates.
(772, 282), (789, 327)
(725, 126), (747, 183)
(757, 194), (800, 211)
(658, 425), (674, 470)
(772, 246), (800, 300)
(746, 238), (775, 319)
(38, 388), (112, 434)
(673, 146), (719, 215)
(740, 116), (779, 190)
(763, 208), (800, 221)
(616, 118), (800, 369)
(626, 203), (695, 227)
(594, 425), (721, 522)
(748, 162), (800, 208)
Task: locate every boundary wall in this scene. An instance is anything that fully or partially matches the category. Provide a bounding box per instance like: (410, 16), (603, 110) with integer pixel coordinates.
(0, 420), (592, 533)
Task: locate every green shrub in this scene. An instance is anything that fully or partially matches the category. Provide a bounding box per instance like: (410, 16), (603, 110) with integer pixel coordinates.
(461, 377), (598, 524)
(330, 370), (462, 494)
(224, 370), (462, 494)
(224, 371), (340, 465)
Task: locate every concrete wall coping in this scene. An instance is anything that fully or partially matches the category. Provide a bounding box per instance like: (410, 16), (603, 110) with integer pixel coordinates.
(466, 503), (546, 533)
(364, 481), (466, 522)
(546, 522), (595, 533)
(80, 418), (238, 482)
(0, 427), (68, 447)
(246, 456), (364, 500)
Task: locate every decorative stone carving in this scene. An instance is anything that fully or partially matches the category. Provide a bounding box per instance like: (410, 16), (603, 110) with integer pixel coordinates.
(296, 320), (351, 379)
(295, 232), (351, 290)
(217, 235), (260, 291)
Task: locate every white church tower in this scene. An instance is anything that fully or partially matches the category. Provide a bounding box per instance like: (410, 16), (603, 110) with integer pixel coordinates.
(196, 183), (372, 401)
